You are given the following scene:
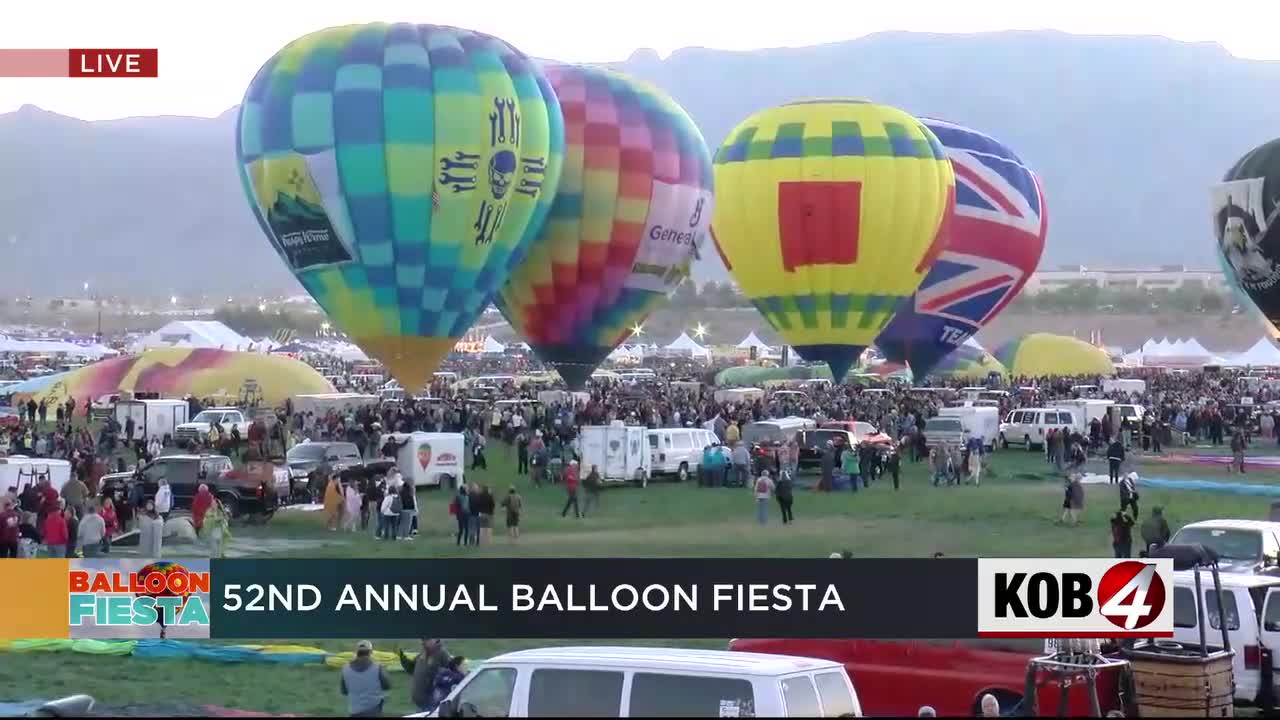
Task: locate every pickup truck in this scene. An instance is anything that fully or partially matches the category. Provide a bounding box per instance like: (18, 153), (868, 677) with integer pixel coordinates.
(98, 453), (275, 520)
(174, 407), (251, 445)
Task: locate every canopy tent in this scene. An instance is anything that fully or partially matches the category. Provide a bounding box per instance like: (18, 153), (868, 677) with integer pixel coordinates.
(24, 348), (336, 407)
(481, 336), (506, 354)
(1133, 336), (1215, 368)
(663, 333), (711, 361)
(736, 332), (773, 352)
(128, 321), (251, 353)
(1225, 338), (1280, 368)
(993, 333), (1115, 377)
(0, 337), (117, 358)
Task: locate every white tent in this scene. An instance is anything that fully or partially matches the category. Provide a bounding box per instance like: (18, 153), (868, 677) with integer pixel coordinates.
(736, 332), (772, 352)
(129, 321), (250, 352)
(1226, 338), (1280, 368)
(481, 336), (506, 354)
(0, 337), (116, 358)
(663, 332), (711, 361)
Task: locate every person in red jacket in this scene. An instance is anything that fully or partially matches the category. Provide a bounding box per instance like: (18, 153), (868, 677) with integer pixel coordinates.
(0, 496), (20, 558)
(192, 484), (214, 531)
(99, 497), (118, 553)
(42, 507), (69, 557)
(560, 460), (581, 519)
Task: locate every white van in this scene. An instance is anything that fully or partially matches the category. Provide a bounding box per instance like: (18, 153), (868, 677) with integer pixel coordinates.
(1102, 378), (1146, 395)
(1170, 520), (1280, 576)
(715, 387), (765, 404)
(648, 427), (719, 481)
(1171, 571), (1280, 704)
(428, 646), (861, 718)
(742, 417), (817, 448)
(1049, 399), (1114, 434)
(930, 406), (999, 451)
(998, 408), (1079, 450)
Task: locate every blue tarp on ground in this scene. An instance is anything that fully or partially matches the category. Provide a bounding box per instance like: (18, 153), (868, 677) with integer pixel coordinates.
(1139, 475), (1280, 497)
(132, 639), (326, 665)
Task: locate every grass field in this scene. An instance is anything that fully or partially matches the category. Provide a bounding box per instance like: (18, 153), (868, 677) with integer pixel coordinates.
(5, 442), (1280, 715)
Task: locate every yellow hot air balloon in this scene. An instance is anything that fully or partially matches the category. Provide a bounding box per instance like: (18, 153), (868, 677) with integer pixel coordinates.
(712, 99), (954, 380)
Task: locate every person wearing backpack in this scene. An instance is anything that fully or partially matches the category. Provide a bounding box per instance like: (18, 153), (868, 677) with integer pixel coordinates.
(753, 470), (775, 526)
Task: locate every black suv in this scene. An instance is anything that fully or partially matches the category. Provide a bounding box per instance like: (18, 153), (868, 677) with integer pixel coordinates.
(285, 441), (365, 500)
(99, 454), (234, 511)
(794, 429), (857, 470)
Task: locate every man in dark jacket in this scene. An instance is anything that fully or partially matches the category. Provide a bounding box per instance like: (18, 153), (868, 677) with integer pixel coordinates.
(399, 639), (451, 713)
(1106, 439), (1125, 484)
(1140, 506), (1172, 556)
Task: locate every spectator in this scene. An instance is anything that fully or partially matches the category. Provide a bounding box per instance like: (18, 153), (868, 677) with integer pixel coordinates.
(341, 640), (391, 717)
(753, 470), (775, 526)
(399, 639), (451, 714)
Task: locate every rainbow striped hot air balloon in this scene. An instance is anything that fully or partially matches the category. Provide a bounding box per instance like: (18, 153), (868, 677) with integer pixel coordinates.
(712, 99), (954, 381)
(237, 24), (564, 392)
(495, 65), (713, 388)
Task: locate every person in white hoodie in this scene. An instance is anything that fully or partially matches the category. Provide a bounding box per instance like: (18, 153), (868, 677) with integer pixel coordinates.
(154, 478), (173, 521)
(379, 481), (400, 541)
(147, 435), (163, 462)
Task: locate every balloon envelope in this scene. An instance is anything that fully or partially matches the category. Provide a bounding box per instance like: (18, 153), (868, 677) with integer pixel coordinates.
(1211, 137), (1280, 339)
(994, 333), (1114, 377)
(712, 99), (954, 381)
(875, 118), (1046, 377)
(236, 24), (563, 391)
(495, 65), (713, 389)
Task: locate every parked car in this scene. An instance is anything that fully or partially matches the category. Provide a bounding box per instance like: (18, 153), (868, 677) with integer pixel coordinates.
(428, 646), (861, 717)
(794, 429), (857, 470)
(0, 406), (20, 429)
(174, 407), (251, 445)
(285, 441), (364, 494)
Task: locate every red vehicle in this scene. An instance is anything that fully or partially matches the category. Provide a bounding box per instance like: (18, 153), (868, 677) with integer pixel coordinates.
(729, 638), (1126, 717)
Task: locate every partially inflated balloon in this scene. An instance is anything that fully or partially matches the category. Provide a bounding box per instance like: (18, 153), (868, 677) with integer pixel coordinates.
(237, 24), (563, 390)
(712, 99), (954, 381)
(1211, 137), (1280, 339)
(495, 65), (713, 388)
(875, 118), (1046, 377)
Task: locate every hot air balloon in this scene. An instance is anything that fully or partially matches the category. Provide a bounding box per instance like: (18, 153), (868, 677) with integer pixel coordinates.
(1211, 137), (1280, 339)
(874, 118), (1046, 378)
(236, 24), (564, 391)
(712, 99), (954, 381)
(495, 65), (713, 388)
(1217, 250), (1280, 340)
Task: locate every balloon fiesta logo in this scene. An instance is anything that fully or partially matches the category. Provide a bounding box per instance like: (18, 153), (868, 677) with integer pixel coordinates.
(68, 562), (210, 637)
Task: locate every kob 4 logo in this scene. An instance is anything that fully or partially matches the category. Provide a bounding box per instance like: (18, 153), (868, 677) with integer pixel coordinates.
(978, 559), (1173, 638)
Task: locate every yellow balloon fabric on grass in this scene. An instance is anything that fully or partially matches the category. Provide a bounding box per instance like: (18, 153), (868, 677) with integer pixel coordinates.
(712, 99), (954, 381)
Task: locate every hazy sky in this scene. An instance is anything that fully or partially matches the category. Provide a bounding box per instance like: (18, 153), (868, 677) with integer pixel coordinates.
(3, 1), (1278, 121)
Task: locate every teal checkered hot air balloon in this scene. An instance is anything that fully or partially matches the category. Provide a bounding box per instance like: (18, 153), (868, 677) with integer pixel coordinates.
(236, 24), (564, 391)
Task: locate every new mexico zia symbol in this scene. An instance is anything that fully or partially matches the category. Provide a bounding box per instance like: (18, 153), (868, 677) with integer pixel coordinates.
(470, 96), (549, 246)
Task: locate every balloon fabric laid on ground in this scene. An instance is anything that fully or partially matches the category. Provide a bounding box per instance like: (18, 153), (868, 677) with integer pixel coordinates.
(1211, 137), (1280, 340)
(993, 333), (1114, 377)
(236, 23), (564, 391)
(495, 65), (713, 389)
(711, 99), (954, 382)
(874, 118), (1046, 378)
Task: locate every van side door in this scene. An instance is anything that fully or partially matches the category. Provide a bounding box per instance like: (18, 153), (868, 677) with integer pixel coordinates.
(1259, 587), (1280, 701)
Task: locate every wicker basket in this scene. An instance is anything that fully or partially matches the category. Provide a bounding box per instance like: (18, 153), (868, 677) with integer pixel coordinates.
(1124, 644), (1234, 717)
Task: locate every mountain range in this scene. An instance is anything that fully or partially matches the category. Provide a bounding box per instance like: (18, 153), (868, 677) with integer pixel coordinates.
(3, 30), (1278, 296)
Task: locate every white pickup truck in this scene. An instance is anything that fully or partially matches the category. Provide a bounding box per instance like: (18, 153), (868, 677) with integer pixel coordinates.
(174, 407), (251, 444)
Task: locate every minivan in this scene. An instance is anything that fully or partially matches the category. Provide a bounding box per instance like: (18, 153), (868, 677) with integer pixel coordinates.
(427, 646), (862, 717)
(998, 408), (1079, 450)
(648, 428), (719, 481)
(1171, 570), (1280, 705)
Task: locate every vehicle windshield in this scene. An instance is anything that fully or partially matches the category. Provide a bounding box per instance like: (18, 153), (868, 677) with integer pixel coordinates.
(191, 411), (224, 423)
(1170, 527), (1262, 561)
(287, 444), (329, 461)
(925, 419), (963, 433)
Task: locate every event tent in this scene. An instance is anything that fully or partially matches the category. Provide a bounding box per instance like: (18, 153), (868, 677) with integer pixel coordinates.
(663, 333), (711, 361)
(736, 332), (772, 352)
(1226, 338), (1280, 368)
(0, 336), (117, 358)
(129, 321), (251, 353)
